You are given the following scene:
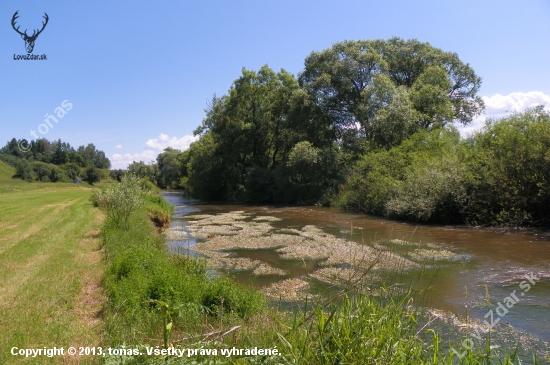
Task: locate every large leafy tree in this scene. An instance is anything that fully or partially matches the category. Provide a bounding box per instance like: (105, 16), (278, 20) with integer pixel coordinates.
(299, 37), (484, 150)
(190, 66), (305, 199)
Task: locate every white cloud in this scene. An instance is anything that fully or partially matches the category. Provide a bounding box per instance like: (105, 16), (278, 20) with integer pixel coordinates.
(456, 91), (550, 136)
(110, 134), (199, 169)
(111, 150), (157, 169)
(483, 92), (550, 115)
(145, 133), (199, 151)
(115, 144), (123, 149)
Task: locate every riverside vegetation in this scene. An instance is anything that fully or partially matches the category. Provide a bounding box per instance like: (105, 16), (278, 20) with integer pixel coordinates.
(119, 38), (549, 227)
(92, 175), (541, 364)
(2, 36), (549, 364)
(3, 38), (550, 227)
(0, 162), (543, 363)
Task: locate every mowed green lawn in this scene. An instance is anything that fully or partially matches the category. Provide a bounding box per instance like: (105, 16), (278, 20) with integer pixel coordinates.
(0, 162), (104, 364)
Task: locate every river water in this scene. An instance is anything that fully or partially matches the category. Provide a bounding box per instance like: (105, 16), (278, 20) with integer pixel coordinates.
(162, 192), (550, 357)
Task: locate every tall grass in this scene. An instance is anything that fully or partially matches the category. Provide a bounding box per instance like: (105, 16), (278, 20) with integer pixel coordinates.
(99, 194), (267, 360)
(277, 289), (536, 364)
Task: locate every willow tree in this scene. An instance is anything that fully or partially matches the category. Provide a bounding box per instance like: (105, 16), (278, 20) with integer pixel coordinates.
(299, 37), (484, 150)
(189, 65), (305, 200)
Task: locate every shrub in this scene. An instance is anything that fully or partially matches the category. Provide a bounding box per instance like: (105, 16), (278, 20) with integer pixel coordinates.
(93, 174), (149, 230)
(386, 155), (467, 223)
(334, 127), (466, 222)
(461, 106), (550, 225)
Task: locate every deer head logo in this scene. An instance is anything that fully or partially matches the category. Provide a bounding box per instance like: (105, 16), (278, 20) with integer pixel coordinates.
(11, 11), (49, 54)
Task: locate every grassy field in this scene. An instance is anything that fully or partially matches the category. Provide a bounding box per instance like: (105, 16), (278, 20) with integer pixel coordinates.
(0, 161), (104, 364)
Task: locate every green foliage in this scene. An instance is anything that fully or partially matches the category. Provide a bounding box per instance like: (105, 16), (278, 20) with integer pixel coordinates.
(336, 108), (550, 225)
(173, 38), (484, 207)
(188, 65), (310, 201)
(335, 127), (468, 223)
(299, 37), (484, 152)
(140, 177), (160, 193)
(0, 138), (110, 169)
(385, 154), (467, 222)
(243, 166), (277, 203)
(144, 194), (174, 225)
(128, 160), (158, 185)
(277, 291), (530, 365)
(110, 169), (125, 182)
(0, 160), (16, 182)
(285, 142), (341, 203)
(84, 166), (101, 185)
(202, 277), (266, 319)
(0, 137), (111, 185)
(152, 38), (547, 226)
(156, 148), (187, 189)
(62, 162), (81, 180)
(100, 197), (265, 349)
(278, 293), (423, 364)
(93, 174), (149, 230)
(187, 133), (231, 200)
(461, 106), (550, 225)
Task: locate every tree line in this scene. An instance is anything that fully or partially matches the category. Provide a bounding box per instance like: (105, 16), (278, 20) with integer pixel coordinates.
(144, 37), (548, 226)
(7, 37), (547, 226)
(0, 138), (110, 184)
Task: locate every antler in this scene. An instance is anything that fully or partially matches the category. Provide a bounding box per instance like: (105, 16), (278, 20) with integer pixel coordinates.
(11, 11), (26, 37)
(11, 11), (49, 39)
(32, 13), (49, 38)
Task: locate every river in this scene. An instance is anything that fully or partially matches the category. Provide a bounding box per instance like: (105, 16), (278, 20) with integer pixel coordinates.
(162, 192), (550, 359)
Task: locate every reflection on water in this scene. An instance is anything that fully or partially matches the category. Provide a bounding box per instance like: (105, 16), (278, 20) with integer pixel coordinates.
(161, 192), (550, 350)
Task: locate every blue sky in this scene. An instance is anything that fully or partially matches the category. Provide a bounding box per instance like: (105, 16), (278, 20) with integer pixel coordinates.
(1, 0), (549, 168)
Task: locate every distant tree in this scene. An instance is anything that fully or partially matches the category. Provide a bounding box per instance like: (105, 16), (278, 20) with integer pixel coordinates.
(52, 139), (69, 165)
(84, 167), (101, 185)
(77, 143), (111, 169)
(128, 161), (157, 184)
(157, 148), (183, 188)
(109, 169), (125, 182)
(190, 65), (305, 199)
(15, 159), (35, 182)
(63, 162), (81, 181)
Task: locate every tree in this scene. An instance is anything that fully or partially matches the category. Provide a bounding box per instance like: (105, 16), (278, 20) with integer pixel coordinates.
(156, 148), (183, 188)
(299, 37), (484, 151)
(190, 65), (305, 200)
(462, 106), (550, 225)
(52, 139), (69, 165)
(63, 162), (81, 181)
(110, 169), (125, 182)
(128, 161), (157, 184)
(77, 143), (111, 169)
(84, 167), (101, 185)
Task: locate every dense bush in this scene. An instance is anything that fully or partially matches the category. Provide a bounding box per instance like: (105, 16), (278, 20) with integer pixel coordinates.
(461, 106), (550, 225)
(335, 108), (550, 225)
(335, 127), (464, 222)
